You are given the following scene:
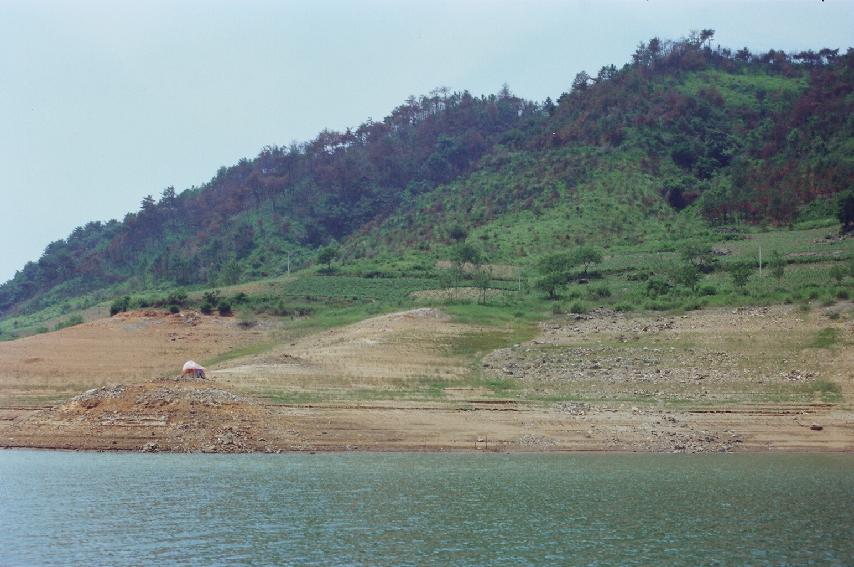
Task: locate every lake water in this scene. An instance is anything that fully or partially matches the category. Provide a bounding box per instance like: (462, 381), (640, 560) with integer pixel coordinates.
(0, 451), (852, 566)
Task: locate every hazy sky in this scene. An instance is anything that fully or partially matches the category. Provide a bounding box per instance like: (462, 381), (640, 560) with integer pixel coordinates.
(1, 0), (852, 282)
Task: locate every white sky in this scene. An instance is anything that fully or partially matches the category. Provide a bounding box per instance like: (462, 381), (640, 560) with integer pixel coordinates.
(1, 0), (852, 282)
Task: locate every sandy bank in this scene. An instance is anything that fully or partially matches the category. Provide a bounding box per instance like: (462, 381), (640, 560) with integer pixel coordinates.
(1, 305), (852, 453)
(1, 378), (850, 453)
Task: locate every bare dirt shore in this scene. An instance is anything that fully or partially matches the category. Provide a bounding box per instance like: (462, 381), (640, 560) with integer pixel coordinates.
(1, 305), (852, 453)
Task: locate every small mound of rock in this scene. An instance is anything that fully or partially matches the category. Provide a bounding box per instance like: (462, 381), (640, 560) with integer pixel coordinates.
(401, 307), (446, 319)
(70, 385), (126, 408)
(186, 388), (249, 405)
(134, 387), (249, 407)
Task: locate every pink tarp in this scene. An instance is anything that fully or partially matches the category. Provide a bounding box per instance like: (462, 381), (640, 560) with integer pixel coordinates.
(182, 360), (205, 373)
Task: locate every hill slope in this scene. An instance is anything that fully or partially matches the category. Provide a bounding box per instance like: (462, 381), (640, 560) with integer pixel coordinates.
(1, 33), (852, 318)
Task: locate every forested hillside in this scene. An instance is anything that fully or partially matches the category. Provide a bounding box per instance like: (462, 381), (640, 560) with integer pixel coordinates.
(2, 32), (852, 317)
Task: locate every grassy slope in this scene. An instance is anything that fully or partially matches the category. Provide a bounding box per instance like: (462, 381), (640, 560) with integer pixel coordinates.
(1, 56), (852, 352)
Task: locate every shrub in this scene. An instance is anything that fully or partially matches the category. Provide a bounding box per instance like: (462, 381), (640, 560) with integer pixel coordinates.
(200, 302), (214, 315)
(836, 288), (849, 300)
(110, 296), (131, 316)
(203, 290), (221, 305)
(168, 305), (180, 314)
(679, 241), (718, 273)
(627, 271), (651, 282)
(269, 301), (314, 317)
(53, 315), (84, 331)
(829, 264), (847, 283)
(671, 263), (700, 291)
(237, 310), (257, 328)
(535, 272), (569, 300)
(614, 302), (633, 312)
(644, 300), (669, 311)
(317, 245), (338, 271)
(729, 262), (753, 290)
(217, 300), (232, 316)
(646, 277), (671, 298)
(769, 250), (786, 280)
(589, 284), (611, 299)
(698, 284), (717, 296)
(447, 224), (468, 242)
(167, 290), (189, 306)
(569, 301), (587, 314)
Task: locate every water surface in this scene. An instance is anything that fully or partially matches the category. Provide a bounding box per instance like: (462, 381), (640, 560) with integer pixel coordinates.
(1, 451), (852, 565)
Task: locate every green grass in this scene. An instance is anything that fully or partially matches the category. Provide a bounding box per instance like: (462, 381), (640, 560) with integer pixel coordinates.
(449, 330), (523, 356)
(281, 275), (440, 302)
(249, 373), (523, 405)
(442, 301), (543, 326)
(52, 314), (84, 331)
(796, 380), (843, 403)
(3, 214), (851, 390)
(807, 327), (842, 349)
(203, 341), (278, 367)
(677, 69), (807, 110)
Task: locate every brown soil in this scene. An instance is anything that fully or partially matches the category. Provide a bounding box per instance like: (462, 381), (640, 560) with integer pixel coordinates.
(0, 310), (266, 406)
(1, 305), (852, 453)
(215, 307), (482, 398)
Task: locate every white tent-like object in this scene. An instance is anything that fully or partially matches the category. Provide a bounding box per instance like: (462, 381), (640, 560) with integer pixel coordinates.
(181, 360), (206, 379)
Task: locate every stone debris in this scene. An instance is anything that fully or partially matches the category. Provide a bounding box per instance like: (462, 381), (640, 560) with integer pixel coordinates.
(557, 402), (591, 416)
(134, 387), (248, 407)
(212, 426), (250, 452)
(70, 385), (127, 409)
(517, 434), (558, 449)
(783, 370), (816, 382)
(100, 414), (167, 427)
(400, 307), (445, 319)
(482, 304), (833, 404)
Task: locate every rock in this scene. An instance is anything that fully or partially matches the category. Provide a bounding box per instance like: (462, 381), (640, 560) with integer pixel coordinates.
(517, 434), (558, 448)
(141, 441), (159, 452)
(810, 423), (823, 431)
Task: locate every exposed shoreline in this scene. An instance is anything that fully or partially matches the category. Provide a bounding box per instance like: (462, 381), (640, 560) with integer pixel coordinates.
(1, 379), (849, 454)
(3, 446), (853, 455)
(1, 305), (851, 455)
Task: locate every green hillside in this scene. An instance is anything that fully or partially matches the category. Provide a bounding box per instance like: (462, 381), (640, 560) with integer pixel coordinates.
(1, 32), (852, 333)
